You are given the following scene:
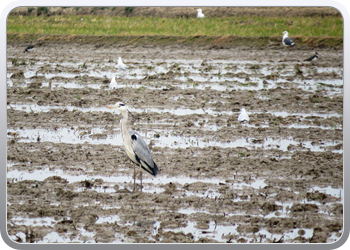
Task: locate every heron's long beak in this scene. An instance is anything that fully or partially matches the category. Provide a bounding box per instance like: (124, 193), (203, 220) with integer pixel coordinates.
(128, 109), (134, 118)
(106, 105), (133, 118)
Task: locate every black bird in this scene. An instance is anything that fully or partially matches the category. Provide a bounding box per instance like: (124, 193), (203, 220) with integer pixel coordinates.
(23, 45), (35, 53)
(304, 52), (318, 61)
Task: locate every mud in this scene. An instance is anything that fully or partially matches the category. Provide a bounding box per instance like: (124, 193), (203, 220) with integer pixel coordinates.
(6, 41), (343, 243)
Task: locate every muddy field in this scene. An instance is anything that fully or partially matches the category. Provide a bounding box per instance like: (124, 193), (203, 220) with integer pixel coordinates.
(6, 41), (343, 244)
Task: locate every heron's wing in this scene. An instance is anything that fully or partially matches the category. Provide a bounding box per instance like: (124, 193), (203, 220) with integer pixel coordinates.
(129, 130), (159, 176)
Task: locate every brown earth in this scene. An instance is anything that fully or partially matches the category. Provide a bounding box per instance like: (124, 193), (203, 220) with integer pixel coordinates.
(7, 33), (344, 50)
(6, 28), (343, 244)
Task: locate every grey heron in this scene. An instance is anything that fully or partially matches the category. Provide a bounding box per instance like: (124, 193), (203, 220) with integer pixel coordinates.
(238, 108), (249, 124)
(107, 102), (159, 191)
(282, 31), (295, 47)
(197, 9), (205, 18)
(117, 57), (129, 73)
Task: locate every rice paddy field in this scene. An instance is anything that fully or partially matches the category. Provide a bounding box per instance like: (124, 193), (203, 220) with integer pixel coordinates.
(6, 6), (343, 245)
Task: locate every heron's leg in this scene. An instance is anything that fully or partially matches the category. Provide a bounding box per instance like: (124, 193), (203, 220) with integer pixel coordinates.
(133, 163), (136, 191)
(139, 164), (143, 192)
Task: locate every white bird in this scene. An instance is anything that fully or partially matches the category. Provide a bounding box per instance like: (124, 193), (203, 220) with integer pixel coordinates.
(238, 108), (249, 124)
(197, 9), (205, 18)
(107, 102), (159, 191)
(109, 76), (117, 89)
(117, 57), (129, 73)
(282, 31), (295, 47)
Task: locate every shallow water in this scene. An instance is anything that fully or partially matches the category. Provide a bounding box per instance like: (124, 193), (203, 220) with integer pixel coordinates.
(7, 103), (343, 119)
(7, 127), (342, 154)
(7, 56), (343, 96)
(7, 45), (343, 244)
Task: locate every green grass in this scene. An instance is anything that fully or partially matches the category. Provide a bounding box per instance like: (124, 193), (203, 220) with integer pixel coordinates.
(7, 15), (343, 37)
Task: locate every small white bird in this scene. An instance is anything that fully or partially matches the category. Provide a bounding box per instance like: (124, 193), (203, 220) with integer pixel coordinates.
(282, 31), (295, 47)
(197, 9), (205, 18)
(109, 76), (117, 89)
(238, 108), (249, 124)
(117, 57), (129, 72)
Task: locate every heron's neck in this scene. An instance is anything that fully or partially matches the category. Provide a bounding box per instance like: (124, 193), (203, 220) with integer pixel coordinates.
(120, 110), (132, 145)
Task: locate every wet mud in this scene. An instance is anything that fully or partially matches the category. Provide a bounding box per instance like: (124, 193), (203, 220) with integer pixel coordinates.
(6, 41), (343, 243)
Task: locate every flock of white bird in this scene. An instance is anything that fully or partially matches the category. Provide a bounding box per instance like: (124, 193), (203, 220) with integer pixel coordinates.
(109, 35), (250, 192)
(103, 8), (321, 191)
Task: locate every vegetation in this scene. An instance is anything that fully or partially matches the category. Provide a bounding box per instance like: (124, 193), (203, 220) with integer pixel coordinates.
(124, 7), (135, 13)
(7, 15), (343, 37)
(36, 7), (49, 15)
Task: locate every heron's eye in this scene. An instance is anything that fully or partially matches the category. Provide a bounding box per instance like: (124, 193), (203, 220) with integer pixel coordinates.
(119, 103), (125, 106)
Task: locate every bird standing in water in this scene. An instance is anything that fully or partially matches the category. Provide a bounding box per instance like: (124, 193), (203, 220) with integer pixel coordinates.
(109, 76), (117, 89)
(107, 102), (159, 191)
(117, 57), (129, 73)
(238, 108), (250, 124)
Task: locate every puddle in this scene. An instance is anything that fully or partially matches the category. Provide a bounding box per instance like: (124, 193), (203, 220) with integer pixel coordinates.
(160, 219), (314, 243)
(11, 164), (342, 211)
(95, 214), (121, 224)
(7, 45), (343, 244)
(311, 186), (343, 198)
(7, 104), (343, 120)
(287, 124), (342, 130)
(161, 220), (238, 242)
(6, 167), (265, 189)
(7, 127), (119, 145)
(7, 57), (343, 96)
(258, 228), (314, 242)
(39, 228), (97, 243)
(7, 125), (342, 153)
(156, 134), (342, 152)
(9, 216), (59, 227)
(7, 216), (116, 242)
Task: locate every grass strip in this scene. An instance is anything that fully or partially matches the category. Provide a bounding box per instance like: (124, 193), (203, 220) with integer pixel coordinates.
(7, 15), (343, 37)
